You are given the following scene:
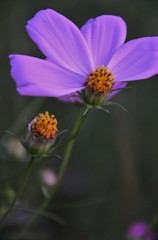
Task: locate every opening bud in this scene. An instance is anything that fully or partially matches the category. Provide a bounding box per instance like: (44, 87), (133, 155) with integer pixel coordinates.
(25, 111), (58, 156)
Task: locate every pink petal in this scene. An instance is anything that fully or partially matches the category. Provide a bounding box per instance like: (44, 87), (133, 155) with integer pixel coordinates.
(108, 81), (127, 99)
(108, 37), (158, 81)
(81, 15), (127, 67)
(26, 9), (93, 75)
(58, 93), (82, 103)
(10, 55), (86, 97)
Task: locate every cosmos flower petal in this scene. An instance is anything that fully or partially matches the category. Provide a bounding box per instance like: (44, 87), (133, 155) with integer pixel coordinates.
(26, 9), (93, 75)
(81, 15), (127, 67)
(9, 9), (158, 105)
(108, 81), (127, 99)
(108, 37), (158, 81)
(58, 82), (128, 103)
(58, 92), (82, 103)
(10, 55), (86, 97)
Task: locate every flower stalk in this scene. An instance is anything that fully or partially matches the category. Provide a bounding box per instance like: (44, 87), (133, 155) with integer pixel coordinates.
(17, 106), (89, 239)
(0, 155), (35, 225)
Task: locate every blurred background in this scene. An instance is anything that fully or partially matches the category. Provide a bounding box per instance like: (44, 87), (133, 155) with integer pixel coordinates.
(1, 0), (158, 239)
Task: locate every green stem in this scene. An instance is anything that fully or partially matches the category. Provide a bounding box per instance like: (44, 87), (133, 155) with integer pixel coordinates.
(17, 106), (89, 239)
(0, 157), (46, 185)
(0, 156), (35, 225)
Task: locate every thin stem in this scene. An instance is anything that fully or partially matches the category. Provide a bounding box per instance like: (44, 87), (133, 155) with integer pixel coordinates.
(13, 205), (65, 225)
(17, 106), (89, 239)
(0, 163), (30, 185)
(0, 157), (45, 185)
(0, 156), (35, 225)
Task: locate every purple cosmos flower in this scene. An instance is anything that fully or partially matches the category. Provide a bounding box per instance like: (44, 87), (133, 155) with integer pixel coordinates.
(10, 9), (158, 106)
(127, 221), (156, 240)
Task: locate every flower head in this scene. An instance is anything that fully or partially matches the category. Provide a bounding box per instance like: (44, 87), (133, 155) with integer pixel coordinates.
(29, 111), (58, 140)
(26, 111), (58, 156)
(10, 9), (158, 106)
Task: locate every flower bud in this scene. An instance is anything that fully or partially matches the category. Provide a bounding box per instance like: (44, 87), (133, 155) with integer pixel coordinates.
(41, 169), (57, 197)
(41, 169), (57, 187)
(25, 111), (58, 156)
(82, 88), (109, 106)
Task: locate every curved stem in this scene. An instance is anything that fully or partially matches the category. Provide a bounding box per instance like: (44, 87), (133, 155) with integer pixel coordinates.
(17, 106), (89, 239)
(0, 157), (45, 185)
(0, 156), (35, 225)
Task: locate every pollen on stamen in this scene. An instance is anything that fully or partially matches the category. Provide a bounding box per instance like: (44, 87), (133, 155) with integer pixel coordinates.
(87, 64), (115, 94)
(30, 111), (58, 140)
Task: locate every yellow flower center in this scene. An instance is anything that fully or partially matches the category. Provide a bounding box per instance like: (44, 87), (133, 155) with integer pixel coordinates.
(30, 111), (58, 140)
(87, 64), (115, 94)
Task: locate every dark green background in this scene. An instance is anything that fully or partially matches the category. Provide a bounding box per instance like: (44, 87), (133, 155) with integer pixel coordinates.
(1, 0), (158, 239)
